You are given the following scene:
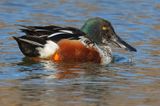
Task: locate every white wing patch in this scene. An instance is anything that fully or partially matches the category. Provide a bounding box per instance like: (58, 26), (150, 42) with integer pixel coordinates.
(48, 32), (65, 38)
(60, 30), (73, 34)
(37, 40), (59, 58)
(48, 30), (73, 38)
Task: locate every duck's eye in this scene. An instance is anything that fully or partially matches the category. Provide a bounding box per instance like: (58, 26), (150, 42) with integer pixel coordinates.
(102, 26), (109, 30)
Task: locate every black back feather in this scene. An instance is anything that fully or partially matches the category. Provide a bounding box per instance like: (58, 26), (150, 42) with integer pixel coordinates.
(18, 25), (86, 41)
(18, 25), (61, 36)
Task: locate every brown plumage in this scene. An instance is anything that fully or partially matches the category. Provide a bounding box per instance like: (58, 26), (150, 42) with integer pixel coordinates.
(53, 39), (101, 63)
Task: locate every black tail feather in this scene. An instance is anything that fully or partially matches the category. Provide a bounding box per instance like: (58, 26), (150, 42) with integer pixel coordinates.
(13, 36), (41, 57)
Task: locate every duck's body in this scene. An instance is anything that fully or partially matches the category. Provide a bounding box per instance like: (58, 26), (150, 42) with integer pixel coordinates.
(13, 17), (136, 65)
(56, 39), (101, 63)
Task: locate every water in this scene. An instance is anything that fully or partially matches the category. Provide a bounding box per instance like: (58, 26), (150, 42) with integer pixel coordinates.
(0, 0), (160, 106)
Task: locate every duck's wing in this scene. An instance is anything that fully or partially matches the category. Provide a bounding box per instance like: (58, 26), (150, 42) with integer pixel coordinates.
(14, 25), (95, 58)
(18, 25), (85, 40)
(18, 25), (94, 45)
(18, 25), (63, 36)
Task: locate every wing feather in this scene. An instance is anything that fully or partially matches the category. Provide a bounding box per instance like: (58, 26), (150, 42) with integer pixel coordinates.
(16, 25), (96, 54)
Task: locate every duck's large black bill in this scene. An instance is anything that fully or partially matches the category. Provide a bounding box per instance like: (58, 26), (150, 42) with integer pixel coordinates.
(111, 35), (137, 52)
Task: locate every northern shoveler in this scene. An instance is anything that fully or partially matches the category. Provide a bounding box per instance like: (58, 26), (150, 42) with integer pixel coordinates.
(13, 17), (136, 65)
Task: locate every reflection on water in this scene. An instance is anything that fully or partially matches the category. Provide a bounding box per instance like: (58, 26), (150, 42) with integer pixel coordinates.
(0, 0), (160, 106)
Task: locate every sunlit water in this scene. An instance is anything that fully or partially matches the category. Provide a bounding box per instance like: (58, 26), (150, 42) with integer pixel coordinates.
(0, 0), (160, 106)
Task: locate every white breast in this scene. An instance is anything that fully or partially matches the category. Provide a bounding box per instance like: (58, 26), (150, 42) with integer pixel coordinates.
(94, 45), (112, 65)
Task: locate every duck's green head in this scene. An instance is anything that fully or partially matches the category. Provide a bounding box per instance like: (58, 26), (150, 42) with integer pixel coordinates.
(81, 17), (136, 52)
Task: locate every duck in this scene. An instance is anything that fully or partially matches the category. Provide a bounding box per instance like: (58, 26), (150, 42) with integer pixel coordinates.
(13, 17), (136, 65)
